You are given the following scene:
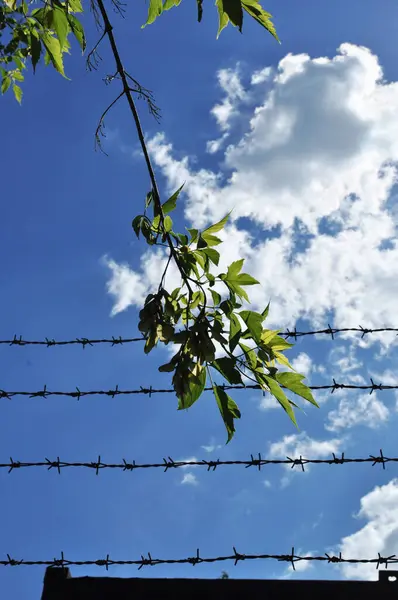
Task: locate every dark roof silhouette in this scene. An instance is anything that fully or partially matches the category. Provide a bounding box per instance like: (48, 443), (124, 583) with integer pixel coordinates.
(40, 567), (398, 600)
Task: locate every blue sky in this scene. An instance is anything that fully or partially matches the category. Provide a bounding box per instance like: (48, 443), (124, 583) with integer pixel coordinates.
(2, 1), (398, 597)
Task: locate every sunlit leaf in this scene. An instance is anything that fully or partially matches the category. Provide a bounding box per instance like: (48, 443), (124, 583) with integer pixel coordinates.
(51, 6), (69, 50)
(264, 375), (298, 426)
(67, 13), (86, 52)
(276, 372), (319, 407)
(142, 0), (163, 27)
(162, 183), (184, 214)
(202, 212), (231, 236)
(41, 32), (65, 76)
(242, 0), (279, 41)
(177, 364), (207, 409)
(239, 310), (263, 342)
(13, 83), (22, 103)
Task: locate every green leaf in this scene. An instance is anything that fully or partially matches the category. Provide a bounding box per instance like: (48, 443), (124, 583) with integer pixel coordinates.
(13, 83), (22, 103)
(187, 228), (199, 243)
(210, 290), (221, 306)
(214, 385), (241, 443)
(215, 0), (230, 37)
(177, 364), (207, 409)
(173, 233), (188, 246)
(264, 375), (298, 426)
(4, 0), (17, 9)
(144, 330), (158, 354)
(221, 259), (259, 302)
(163, 0), (183, 9)
(68, 0), (83, 12)
(229, 313), (241, 351)
(276, 372), (319, 407)
(239, 342), (256, 370)
(132, 215), (143, 238)
(267, 335), (294, 351)
(202, 212), (231, 236)
(12, 70), (24, 82)
(1, 75), (11, 94)
(242, 0), (280, 41)
(164, 215), (173, 232)
(29, 30), (42, 71)
(162, 183), (184, 214)
(41, 32), (65, 76)
(51, 6), (69, 50)
(202, 248), (220, 266)
(201, 233), (222, 247)
(142, 0), (163, 27)
(273, 350), (294, 370)
(67, 13), (86, 51)
(222, 0), (243, 31)
(239, 310), (263, 342)
(260, 329), (279, 345)
(197, 0), (203, 21)
(261, 302), (270, 321)
(213, 358), (242, 385)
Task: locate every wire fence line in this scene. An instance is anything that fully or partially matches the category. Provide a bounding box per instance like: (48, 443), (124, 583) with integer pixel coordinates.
(0, 450), (395, 474)
(1, 549), (397, 570)
(1, 326), (398, 349)
(1, 379), (397, 400)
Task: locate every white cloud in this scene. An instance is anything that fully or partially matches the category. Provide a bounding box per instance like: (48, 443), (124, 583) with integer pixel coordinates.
(291, 352), (313, 377)
(339, 479), (398, 580)
(178, 456), (198, 468)
(105, 44), (398, 346)
(282, 550), (314, 578)
(325, 393), (389, 432)
(103, 256), (147, 316)
(369, 368), (398, 386)
(206, 66), (247, 153)
(251, 66), (272, 85)
(181, 472), (198, 486)
(263, 479), (272, 488)
(268, 432), (343, 472)
(201, 441), (222, 453)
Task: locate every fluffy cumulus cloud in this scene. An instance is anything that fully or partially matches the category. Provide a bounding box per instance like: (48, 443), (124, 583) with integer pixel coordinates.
(325, 392), (389, 432)
(105, 43), (398, 346)
(339, 479), (398, 580)
(268, 432), (343, 464)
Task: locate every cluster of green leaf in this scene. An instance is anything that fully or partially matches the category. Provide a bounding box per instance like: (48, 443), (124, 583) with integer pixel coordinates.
(132, 188), (318, 442)
(143, 0), (279, 41)
(2, 0), (318, 442)
(0, 0), (85, 102)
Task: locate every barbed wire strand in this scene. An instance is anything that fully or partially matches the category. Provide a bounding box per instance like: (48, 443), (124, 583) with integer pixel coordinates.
(0, 379), (396, 400)
(1, 549), (397, 570)
(2, 326), (398, 349)
(0, 450), (395, 474)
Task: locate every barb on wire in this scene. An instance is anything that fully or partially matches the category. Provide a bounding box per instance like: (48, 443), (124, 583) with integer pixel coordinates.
(2, 327), (398, 349)
(0, 379), (397, 400)
(1, 450), (395, 474)
(1, 548), (397, 570)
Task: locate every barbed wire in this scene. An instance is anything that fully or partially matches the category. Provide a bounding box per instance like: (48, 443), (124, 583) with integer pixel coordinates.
(0, 378), (397, 400)
(1, 326), (398, 349)
(0, 450), (395, 474)
(1, 548), (397, 570)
